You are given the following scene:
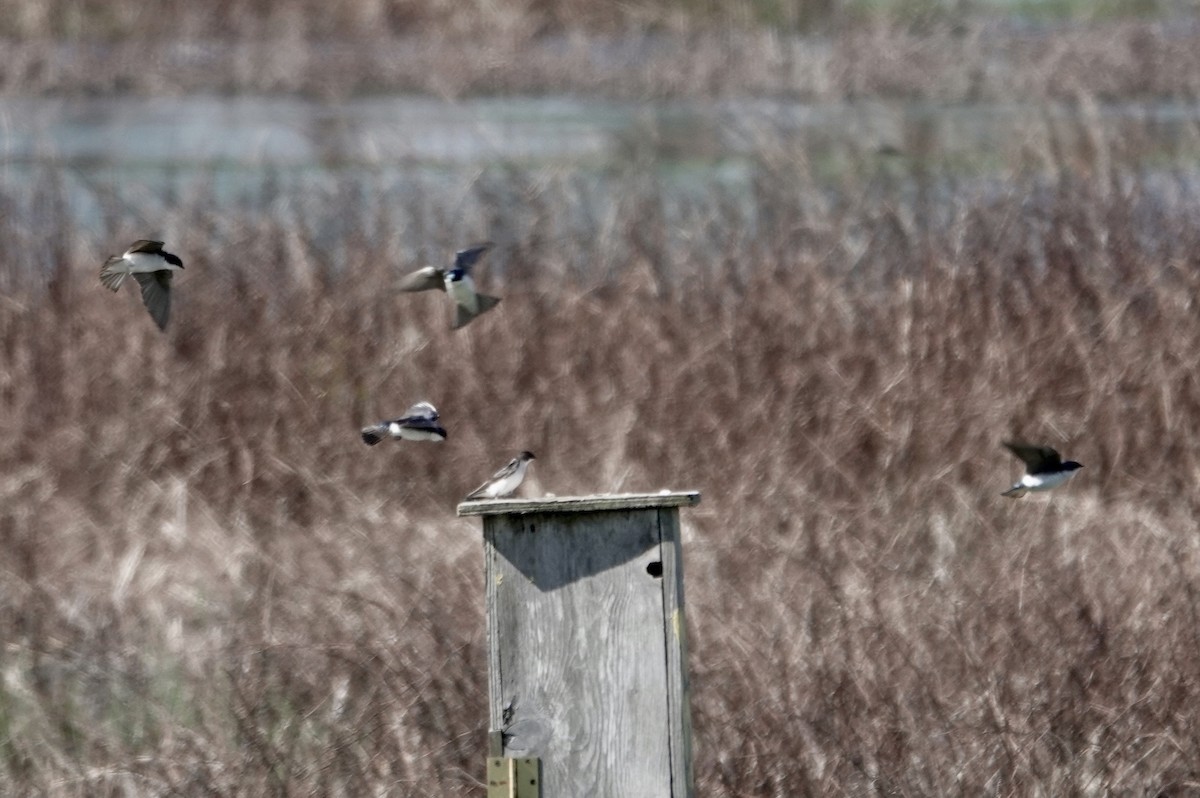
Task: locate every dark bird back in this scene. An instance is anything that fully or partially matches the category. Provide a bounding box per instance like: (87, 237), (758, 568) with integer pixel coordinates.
(1002, 441), (1064, 474)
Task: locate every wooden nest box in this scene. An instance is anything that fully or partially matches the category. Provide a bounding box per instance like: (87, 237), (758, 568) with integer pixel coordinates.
(459, 491), (701, 798)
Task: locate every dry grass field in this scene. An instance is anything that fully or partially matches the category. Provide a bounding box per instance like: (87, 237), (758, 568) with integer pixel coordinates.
(4, 1), (1200, 100)
(5, 2), (1200, 795)
(5, 138), (1200, 794)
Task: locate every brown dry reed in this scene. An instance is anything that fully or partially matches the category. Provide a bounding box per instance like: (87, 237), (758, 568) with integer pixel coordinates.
(5, 126), (1200, 795)
(4, 15), (1200, 100)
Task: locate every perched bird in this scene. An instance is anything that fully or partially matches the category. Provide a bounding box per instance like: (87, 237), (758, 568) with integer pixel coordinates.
(466, 451), (536, 500)
(99, 240), (184, 331)
(361, 401), (447, 445)
(1001, 441), (1083, 498)
(397, 242), (501, 330)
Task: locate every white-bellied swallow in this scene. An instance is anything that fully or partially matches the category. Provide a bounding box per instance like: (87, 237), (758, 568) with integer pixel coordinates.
(466, 451), (535, 499)
(1001, 441), (1083, 498)
(99, 240), (184, 331)
(397, 242), (501, 330)
(361, 401), (447, 445)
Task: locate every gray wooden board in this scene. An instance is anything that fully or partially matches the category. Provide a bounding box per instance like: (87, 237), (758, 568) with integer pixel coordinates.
(657, 507), (694, 795)
(459, 491), (700, 517)
(483, 506), (694, 798)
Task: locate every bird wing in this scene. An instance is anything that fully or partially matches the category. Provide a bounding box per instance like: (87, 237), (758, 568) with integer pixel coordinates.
(99, 256), (128, 291)
(453, 242), (494, 272)
(133, 271), (172, 331)
(396, 402), (446, 436)
(466, 457), (519, 499)
(397, 266), (445, 293)
(400, 401), (439, 423)
(127, 239), (166, 255)
(488, 457), (520, 482)
(451, 293), (501, 329)
(1002, 441), (1062, 473)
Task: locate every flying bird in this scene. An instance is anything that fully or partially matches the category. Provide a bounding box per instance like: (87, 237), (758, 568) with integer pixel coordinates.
(1001, 441), (1083, 498)
(361, 401), (447, 445)
(397, 242), (501, 330)
(99, 240), (184, 331)
(466, 451), (536, 500)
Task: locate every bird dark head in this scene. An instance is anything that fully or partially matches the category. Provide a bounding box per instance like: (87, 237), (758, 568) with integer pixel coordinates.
(519, 451), (536, 461)
(1062, 461), (1084, 471)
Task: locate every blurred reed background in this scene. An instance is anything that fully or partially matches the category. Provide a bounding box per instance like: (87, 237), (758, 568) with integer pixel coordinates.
(5, 0), (1200, 794)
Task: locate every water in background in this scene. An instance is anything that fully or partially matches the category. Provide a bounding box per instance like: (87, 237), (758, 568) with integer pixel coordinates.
(3, 94), (1200, 271)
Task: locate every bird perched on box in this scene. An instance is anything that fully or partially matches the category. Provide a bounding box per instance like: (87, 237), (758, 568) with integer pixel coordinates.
(361, 401), (447, 445)
(466, 451), (535, 500)
(99, 240), (184, 331)
(397, 242), (501, 330)
(1000, 441), (1083, 498)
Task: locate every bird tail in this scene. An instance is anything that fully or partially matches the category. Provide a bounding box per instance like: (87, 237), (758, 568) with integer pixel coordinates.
(361, 425), (386, 446)
(99, 259), (127, 291)
(452, 294), (501, 330)
(1001, 485), (1027, 499)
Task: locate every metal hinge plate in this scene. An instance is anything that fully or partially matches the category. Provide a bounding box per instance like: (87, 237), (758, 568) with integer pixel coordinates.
(487, 755), (541, 798)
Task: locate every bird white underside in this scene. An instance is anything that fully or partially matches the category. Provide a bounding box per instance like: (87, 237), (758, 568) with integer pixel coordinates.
(445, 275), (479, 312)
(478, 461), (528, 498)
(388, 423), (443, 442)
(1020, 471), (1074, 490)
(123, 252), (182, 273)
(1003, 469), (1079, 498)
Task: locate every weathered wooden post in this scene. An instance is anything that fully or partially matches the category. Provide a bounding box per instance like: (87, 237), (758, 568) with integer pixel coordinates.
(458, 492), (700, 798)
